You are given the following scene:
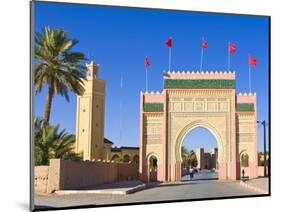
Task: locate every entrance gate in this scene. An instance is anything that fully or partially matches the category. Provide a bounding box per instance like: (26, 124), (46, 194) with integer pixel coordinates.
(139, 71), (258, 182)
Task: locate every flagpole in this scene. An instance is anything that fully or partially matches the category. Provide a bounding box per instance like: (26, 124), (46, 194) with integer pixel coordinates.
(249, 64), (252, 93)
(169, 47), (171, 71)
(119, 75), (123, 145)
(228, 42), (230, 71)
(200, 45), (203, 71)
(146, 67), (148, 92)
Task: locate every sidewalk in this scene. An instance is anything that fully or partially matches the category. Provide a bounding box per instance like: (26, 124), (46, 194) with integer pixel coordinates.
(55, 180), (146, 195)
(240, 177), (269, 194)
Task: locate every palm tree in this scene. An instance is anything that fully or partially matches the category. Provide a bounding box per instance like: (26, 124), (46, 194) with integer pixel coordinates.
(181, 146), (188, 169)
(34, 117), (82, 165)
(186, 150), (198, 168)
(35, 27), (87, 124)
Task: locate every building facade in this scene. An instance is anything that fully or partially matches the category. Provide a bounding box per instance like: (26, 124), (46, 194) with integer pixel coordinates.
(75, 62), (139, 162)
(196, 148), (218, 170)
(139, 71), (258, 182)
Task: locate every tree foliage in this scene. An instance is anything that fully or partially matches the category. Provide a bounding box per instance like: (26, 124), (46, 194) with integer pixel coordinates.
(34, 27), (87, 124)
(258, 151), (269, 166)
(181, 146), (198, 168)
(34, 118), (82, 165)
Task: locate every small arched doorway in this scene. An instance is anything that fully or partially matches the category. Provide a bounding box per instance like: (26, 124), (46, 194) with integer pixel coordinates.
(240, 152), (249, 178)
(148, 155), (158, 182)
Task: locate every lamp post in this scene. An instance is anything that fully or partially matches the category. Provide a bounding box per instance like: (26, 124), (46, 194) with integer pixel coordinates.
(257, 120), (267, 177)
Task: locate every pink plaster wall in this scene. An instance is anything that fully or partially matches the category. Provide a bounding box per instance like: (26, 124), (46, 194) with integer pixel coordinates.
(248, 161), (258, 179)
(240, 167), (250, 177)
(157, 164), (165, 182)
(162, 90), (168, 181)
(236, 95), (256, 103)
(219, 162), (227, 180)
(239, 165), (260, 179)
(164, 72), (235, 80)
(143, 93), (165, 103)
(230, 90), (237, 180)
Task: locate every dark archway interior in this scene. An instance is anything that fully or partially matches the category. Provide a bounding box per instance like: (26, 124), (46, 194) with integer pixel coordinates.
(149, 156), (158, 181)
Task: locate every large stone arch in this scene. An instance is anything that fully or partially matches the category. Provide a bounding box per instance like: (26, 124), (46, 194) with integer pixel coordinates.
(139, 72), (258, 182)
(171, 119), (230, 181)
(174, 120), (223, 163)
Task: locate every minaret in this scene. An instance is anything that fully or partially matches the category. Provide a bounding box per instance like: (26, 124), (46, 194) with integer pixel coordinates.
(75, 61), (106, 160)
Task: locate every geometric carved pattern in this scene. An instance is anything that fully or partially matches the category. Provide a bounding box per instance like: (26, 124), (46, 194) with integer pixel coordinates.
(164, 79), (235, 89)
(207, 102), (216, 112)
(236, 103), (255, 112)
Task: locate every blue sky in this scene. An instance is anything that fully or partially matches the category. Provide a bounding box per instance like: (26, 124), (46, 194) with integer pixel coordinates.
(34, 2), (269, 152)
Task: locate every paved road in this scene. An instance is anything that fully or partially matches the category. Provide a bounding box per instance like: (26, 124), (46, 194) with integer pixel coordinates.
(35, 170), (258, 209)
(182, 169), (218, 181)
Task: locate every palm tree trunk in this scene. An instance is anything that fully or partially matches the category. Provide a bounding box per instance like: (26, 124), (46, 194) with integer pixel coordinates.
(43, 86), (54, 124)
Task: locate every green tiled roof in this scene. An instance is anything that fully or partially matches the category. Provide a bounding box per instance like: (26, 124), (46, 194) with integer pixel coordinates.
(143, 103), (164, 112)
(236, 103), (255, 112)
(164, 79), (235, 89)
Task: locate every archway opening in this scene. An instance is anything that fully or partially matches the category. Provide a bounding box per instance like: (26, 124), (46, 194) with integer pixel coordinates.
(240, 152), (249, 179)
(149, 156), (158, 182)
(123, 154), (131, 163)
(132, 155), (139, 164)
(111, 154), (121, 162)
(181, 127), (218, 181)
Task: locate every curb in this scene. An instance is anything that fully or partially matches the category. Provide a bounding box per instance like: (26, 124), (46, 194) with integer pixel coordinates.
(55, 184), (146, 195)
(239, 181), (268, 194)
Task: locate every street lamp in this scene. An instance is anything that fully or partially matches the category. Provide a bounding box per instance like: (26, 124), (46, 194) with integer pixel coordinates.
(257, 120), (267, 177)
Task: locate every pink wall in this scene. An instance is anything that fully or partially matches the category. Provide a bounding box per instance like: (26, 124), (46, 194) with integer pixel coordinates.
(164, 72), (235, 80)
(239, 165), (263, 179)
(219, 162), (227, 180)
(35, 159), (139, 193)
(236, 95), (256, 103)
(143, 93), (165, 103)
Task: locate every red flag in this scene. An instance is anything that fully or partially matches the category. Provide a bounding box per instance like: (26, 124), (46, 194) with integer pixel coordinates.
(229, 43), (236, 54)
(144, 56), (151, 67)
(248, 56), (257, 67)
(166, 38), (172, 48)
(202, 39), (207, 49)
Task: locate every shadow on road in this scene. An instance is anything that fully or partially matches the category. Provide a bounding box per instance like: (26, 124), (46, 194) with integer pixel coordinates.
(145, 178), (220, 190)
(181, 177), (218, 182)
(34, 204), (97, 211)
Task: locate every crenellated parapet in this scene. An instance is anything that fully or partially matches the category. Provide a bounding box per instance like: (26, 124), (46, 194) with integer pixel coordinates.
(164, 70), (235, 80)
(163, 70), (235, 89)
(236, 92), (256, 112)
(140, 91), (165, 113)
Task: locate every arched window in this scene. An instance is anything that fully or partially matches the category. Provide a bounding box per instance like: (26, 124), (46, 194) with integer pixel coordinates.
(111, 154), (121, 162)
(241, 153), (249, 167)
(133, 155), (139, 164)
(123, 154), (131, 163)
